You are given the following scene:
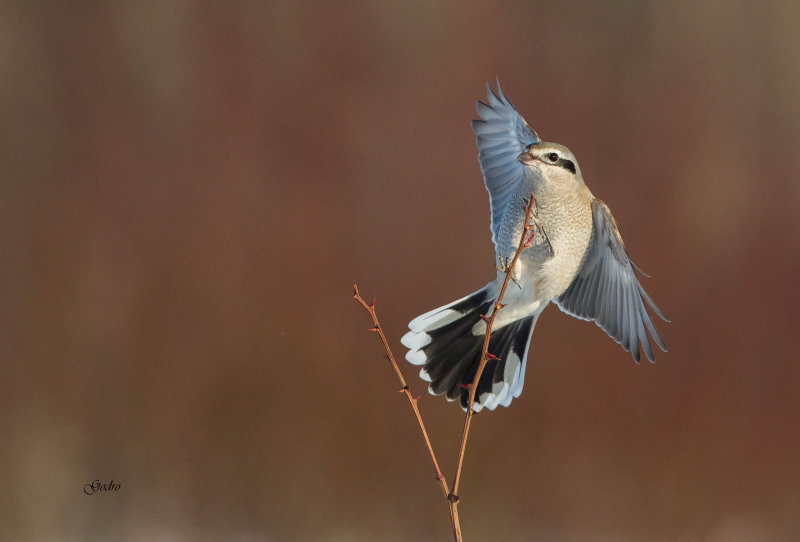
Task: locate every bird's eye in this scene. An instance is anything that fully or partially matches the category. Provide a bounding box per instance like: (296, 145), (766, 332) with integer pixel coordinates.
(547, 152), (559, 162)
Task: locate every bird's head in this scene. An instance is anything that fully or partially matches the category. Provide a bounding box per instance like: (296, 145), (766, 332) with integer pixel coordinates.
(518, 142), (583, 187)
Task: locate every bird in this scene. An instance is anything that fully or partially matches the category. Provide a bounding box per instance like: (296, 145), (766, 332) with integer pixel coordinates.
(400, 81), (667, 412)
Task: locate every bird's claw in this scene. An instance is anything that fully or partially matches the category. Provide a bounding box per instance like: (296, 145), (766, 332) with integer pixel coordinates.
(496, 255), (511, 272)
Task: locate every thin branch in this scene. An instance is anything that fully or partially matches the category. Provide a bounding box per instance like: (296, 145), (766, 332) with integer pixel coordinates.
(353, 285), (462, 541)
(450, 194), (537, 502)
(353, 194), (535, 539)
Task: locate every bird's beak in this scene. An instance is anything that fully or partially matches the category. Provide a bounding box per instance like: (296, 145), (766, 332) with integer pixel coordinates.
(517, 150), (540, 167)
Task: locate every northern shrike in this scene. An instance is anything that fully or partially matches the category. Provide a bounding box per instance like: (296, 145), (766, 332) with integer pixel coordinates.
(401, 82), (667, 412)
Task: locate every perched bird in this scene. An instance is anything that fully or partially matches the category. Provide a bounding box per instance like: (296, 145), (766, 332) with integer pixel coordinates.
(401, 82), (667, 412)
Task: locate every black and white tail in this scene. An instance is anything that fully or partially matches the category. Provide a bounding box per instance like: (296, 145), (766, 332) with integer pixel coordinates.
(401, 285), (537, 412)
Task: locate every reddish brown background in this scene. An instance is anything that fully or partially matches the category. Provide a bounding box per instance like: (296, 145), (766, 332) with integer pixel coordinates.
(2, 2), (800, 540)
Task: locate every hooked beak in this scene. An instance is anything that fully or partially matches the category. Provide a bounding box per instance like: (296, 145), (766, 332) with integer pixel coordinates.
(517, 149), (540, 167)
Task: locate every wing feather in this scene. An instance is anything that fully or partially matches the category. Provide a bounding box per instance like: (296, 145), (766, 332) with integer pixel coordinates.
(472, 80), (539, 248)
(556, 200), (668, 362)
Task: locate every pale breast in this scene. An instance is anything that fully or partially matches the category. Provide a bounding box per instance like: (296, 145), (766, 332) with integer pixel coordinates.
(531, 189), (594, 300)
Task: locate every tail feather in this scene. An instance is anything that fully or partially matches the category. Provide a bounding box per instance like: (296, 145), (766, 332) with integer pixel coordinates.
(402, 286), (537, 412)
(429, 336), (483, 393)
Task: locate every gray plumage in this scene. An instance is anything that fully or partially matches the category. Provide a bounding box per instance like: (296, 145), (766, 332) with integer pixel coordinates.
(401, 81), (667, 412)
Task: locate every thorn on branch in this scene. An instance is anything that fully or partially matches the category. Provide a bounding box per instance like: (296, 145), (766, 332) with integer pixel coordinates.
(448, 192), (537, 526)
(353, 282), (458, 537)
(480, 314), (490, 323)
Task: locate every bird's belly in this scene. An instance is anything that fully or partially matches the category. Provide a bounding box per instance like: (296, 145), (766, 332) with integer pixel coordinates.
(514, 231), (588, 302)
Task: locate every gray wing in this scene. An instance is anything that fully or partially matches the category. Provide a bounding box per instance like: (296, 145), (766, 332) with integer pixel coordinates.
(555, 199), (668, 362)
(471, 80), (539, 248)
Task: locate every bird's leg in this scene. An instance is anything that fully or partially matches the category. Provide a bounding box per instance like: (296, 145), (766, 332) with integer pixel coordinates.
(510, 267), (522, 288)
(496, 255), (522, 288)
(532, 222), (554, 255)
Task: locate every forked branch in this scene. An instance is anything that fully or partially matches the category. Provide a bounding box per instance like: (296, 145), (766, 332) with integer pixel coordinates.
(352, 193), (535, 541)
(450, 194), (536, 502)
(353, 286), (462, 541)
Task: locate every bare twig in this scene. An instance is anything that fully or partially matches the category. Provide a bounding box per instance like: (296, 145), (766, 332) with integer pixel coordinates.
(353, 194), (534, 540)
(353, 285), (462, 541)
(449, 194), (536, 504)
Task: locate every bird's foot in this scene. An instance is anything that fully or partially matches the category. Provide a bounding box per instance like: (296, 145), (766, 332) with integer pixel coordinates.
(496, 255), (511, 272)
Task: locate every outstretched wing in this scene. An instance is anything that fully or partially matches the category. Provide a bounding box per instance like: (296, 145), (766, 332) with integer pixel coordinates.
(555, 199), (668, 362)
(472, 80), (539, 248)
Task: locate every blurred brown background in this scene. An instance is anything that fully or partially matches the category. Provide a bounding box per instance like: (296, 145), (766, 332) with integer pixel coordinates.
(2, 2), (800, 540)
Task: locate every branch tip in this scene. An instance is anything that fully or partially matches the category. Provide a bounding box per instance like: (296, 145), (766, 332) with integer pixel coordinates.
(353, 282), (461, 539)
